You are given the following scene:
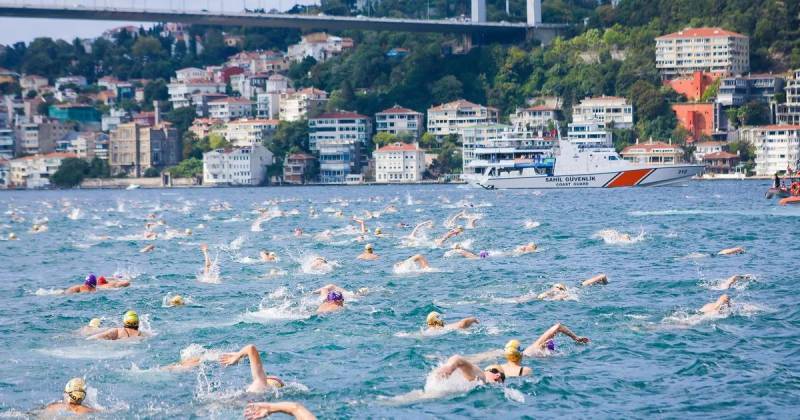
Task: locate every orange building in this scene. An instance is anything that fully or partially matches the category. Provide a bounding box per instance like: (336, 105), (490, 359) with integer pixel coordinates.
(672, 103), (718, 142)
(667, 71), (717, 101)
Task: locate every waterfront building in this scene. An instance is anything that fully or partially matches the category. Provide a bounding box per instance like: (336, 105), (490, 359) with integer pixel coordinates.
(317, 140), (362, 184)
(202, 144), (273, 186)
(692, 140), (727, 163)
(207, 97), (254, 121)
(620, 140), (685, 165)
(427, 99), (499, 138)
(572, 96), (633, 129)
(375, 105), (424, 140)
(308, 111), (372, 151)
(0, 158), (8, 188)
(702, 151), (741, 175)
(109, 123), (180, 177)
(278, 88), (328, 122)
(224, 118), (279, 147)
(15, 119), (72, 155)
(374, 142), (426, 183)
(655, 27), (749, 79)
(777, 69), (800, 125)
(739, 124), (800, 175)
(672, 102), (721, 141)
(567, 122), (613, 148)
(510, 105), (559, 132)
(0, 127), (14, 159)
(283, 152), (317, 184)
(8, 152), (76, 189)
(460, 123), (510, 170)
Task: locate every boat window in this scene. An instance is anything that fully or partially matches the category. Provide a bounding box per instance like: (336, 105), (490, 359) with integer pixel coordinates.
(608, 156), (618, 160)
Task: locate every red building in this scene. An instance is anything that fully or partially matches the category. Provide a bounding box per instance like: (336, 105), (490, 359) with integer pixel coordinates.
(672, 103), (718, 142)
(667, 71), (717, 101)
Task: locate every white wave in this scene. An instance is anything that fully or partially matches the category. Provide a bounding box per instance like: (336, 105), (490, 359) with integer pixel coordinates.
(34, 287), (64, 296)
(523, 220), (540, 229)
(381, 364), (482, 405)
(592, 228), (646, 245)
(298, 255), (339, 275)
(393, 259), (440, 275)
(67, 208), (83, 220)
(240, 293), (314, 323)
(704, 274), (756, 291)
(197, 259), (221, 284)
(679, 252), (710, 260)
(504, 387), (526, 403)
(38, 346), (136, 360)
(236, 256), (261, 265)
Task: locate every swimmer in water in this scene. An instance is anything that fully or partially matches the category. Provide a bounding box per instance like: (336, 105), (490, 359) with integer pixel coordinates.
(294, 228), (304, 237)
(353, 217), (368, 234)
(310, 256), (332, 271)
(383, 204), (398, 214)
(245, 402), (317, 420)
(140, 244), (155, 253)
(498, 340), (532, 377)
(97, 276), (130, 289)
(436, 355), (505, 384)
(88, 310), (144, 340)
(144, 231), (157, 240)
(699, 294), (731, 315)
(426, 311), (479, 331)
(168, 295), (185, 307)
(451, 243), (479, 259)
(719, 274), (753, 289)
(219, 344), (285, 393)
(42, 378), (98, 415)
(718, 246), (745, 256)
(522, 323), (590, 356)
(435, 226), (464, 247)
(514, 242), (538, 255)
(395, 254), (431, 270)
(408, 220), (433, 239)
(78, 318), (104, 336)
(200, 243), (212, 276)
(537, 283), (570, 301)
(8, 232), (17, 240)
(581, 274), (608, 287)
(374, 227), (383, 237)
(315, 284), (347, 313)
(357, 243), (379, 260)
(260, 250), (278, 262)
(65, 274), (98, 295)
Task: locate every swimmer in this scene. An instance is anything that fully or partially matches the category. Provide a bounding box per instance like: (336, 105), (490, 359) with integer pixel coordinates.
(436, 355), (505, 384)
(522, 323), (590, 356)
(451, 243), (479, 259)
(514, 242), (538, 255)
(8, 232), (17, 240)
(719, 274), (753, 289)
(139, 244), (155, 253)
(168, 295), (185, 306)
(65, 274), (98, 294)
(374, 227), (383, 237)
(245, 402), (317, 420)
(78, 318), (104, 336)
(200, 243), (212, 276)
(219, 344), (285, 393)
(581, 274), (608, 287)
(537, 283), (569, 301)
(353, 217), (368, 234)
(435, 226), (464, 246)
(382, 204), (398, 214)
(97, 276), (130, 289)
(394, 254), (431, 270)
(185, 228), (192, 236)
(426, 311), (479, 331)
(310, 256), (332, 271)
(499, 340), (532, 377)
(88, 310), (144, 340)
(408, 220), (433, 238)
(718, 246), (745, 255)
(699, 294), (731, 315)
(144, 231), (157, 240)
(315, 284), (347, 313)
(260, 250), (278, 262)
(357, 243), (379, 260)
(31, 223), (47, 233)
(42, 378), (97, 415)
(294, 228), (304, 237)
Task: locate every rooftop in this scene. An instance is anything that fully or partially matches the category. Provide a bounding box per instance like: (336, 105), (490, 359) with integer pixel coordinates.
(226, 118), (280, 125)
(656, 27), (747, 40)
(429, 99), (494, 111)
(209, 97), (253, 104)
(703, 151), (739, 160)
(378, 105), (421, 115)
(376, 142), (420, 152)
(12, 152), (77, 161)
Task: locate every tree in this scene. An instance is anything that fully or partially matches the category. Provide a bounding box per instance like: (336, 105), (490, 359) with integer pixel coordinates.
(51, 158), (89, 188)
(208, 132), (230, 150)
(143, 167), (161, 177)
(164, 106), (197, 137)
(430, 75), (463, 104)
(169, 158), (203, 178)
(268, 120), (310, 161)
(87, 157), (110, 178)
(144, 79), (169, 104)
(372, 132), (400, 147)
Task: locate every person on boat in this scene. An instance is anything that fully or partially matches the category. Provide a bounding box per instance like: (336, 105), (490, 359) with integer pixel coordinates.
(88, 311), (144, 340)
(774, 173), (780, 188)
(436, 355), (505, 384)
(581, 274), (608, 287)
(514, 242), (538, 255)
(260, 250), (278, 262)
(394, 254), (431, 270)
(537, 283), (570, 301)
(435, 226), (464, 246)
(450, 243), (479, 259)
(219, 344), (285, 392)
(245, 402), (316, 420)
(498, 340), (532, 377)
(426, 311), (479, 331)
(42, 378), (98, 415)
(97, 276), (130, 289)
(316, 285), (346, 314)
(65, 274), (97, 295)
(357, 243), (379, 260)
(718, 246), (745, 256)
(719, 274), (753, 289)
(700, 294), (730, 315)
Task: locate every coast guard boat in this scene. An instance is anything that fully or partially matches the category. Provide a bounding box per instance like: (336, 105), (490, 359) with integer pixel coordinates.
(463, 125), (704, 190)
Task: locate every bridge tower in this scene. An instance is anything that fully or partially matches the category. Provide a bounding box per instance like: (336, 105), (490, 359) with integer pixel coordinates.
(526, 0), (542, 26)
(470, 0), (486, 23)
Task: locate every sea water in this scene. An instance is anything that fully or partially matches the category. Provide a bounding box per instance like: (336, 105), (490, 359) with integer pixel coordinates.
(0, 181), (798, 418)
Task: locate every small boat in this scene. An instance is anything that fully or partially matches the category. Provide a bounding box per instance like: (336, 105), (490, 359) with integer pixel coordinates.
(126, 184), (141, 190)
(779, 196), (800, 206)
(766, 174), (800, 200)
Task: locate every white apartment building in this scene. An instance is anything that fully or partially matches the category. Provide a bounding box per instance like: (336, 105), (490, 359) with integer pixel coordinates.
(567, 122), (613, 147)
(287, 32), (354, 63)
(572, 96), (633, 129)
(19, 75), (48, 93)
(621, 140), (684, 165)
(692, 141), (726, 163)
(460, 123), (510, 170)
(777, 69), (800, 125)
(279, 88), (328, 122)
(9, 152), (76, 189)
(510, 105), (559, 131)
(54, 76), (87, 90)
(0, 127), (14, 159)
(655, 27), (750, 79)
(427, 100), (499, 138)
(67, 132), (108, 160)
(317, 140), (362, 184)
(207, 98), (254, 121)
(375, 105), (424, 140)
(374, 142), (426, 183)
(739, 124), (800, 175)
(224, 119), (279, 147)
(308, 112), (372, 151)
(203, 144), (273, 186)
(168, 80), (226, 109)
(175, 67), (208, 82)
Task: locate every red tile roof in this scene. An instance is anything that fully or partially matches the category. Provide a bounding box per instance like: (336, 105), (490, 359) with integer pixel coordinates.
(378, 105), (420, 115)
(376, 142), (420, 152)
(703, 151), (739, 160)
(657, 27), (747, 40)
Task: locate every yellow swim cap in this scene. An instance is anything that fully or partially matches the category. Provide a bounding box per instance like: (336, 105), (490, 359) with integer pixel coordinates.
(504, 342), (522, 363)
(365, 243), (374, 252)
(375, 228), (382, 235)
(64, 378), (86, 404)
(123, 310), (139, 328)
(505, 339), (521, 350)
(88, 318), (101, 328)
(170, 295), (185, 306)
(426, 311), (444, 327)
(185, 228), (192, 235)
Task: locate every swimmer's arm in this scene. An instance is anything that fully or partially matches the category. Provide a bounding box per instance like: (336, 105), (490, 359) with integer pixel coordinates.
(438, 355), (483, 381)
(88, 328), (118, 340)
(314, 284), (345, 296)
(453, 317), (479, 329)
(464, 349), (504, 364)
(525, 323), (589, 355)
(220, 344), (270, 385)
(245, 402), (317, 420)
(581, 274), (608, 287)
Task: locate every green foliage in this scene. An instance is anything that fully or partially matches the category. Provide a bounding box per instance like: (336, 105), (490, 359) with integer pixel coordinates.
(164, 106), (196, 138)
(51, 158), (90, 188)
(699, 77), (721, 103)
(169, 158), (203, 178)
(372, 132), (399, 147)
(87, 157), (110, 178)
(268, 120), (310, 162)
(208, 132), (230, 150)
(182, 132), (210, 160)
(726, 101), (771, 128)
(728, 140), (755, 164)
(143, 167), (161, 178)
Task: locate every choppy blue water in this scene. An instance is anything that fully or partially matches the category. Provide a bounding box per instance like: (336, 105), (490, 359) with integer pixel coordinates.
(1, 181), (799, 418)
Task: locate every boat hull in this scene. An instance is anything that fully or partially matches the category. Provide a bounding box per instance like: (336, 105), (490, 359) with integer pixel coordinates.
(467, 165), (704, 189)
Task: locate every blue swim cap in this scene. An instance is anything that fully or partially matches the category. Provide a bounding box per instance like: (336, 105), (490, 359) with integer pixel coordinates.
(479, 250), (489, 258)
(84, 274), (97, 288)
(327, 291), (344, 302)
(546, 339), (555, 351)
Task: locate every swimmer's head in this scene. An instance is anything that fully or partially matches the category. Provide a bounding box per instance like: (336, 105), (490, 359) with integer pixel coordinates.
(479, 250), (489, 258)
(453, 243), (462, 250)
(546, 339), (556, 351)
(88, 318), (101, 328)
(456, 226), (464, 232)
(185, 228), (192, 235)
(364, 243), (374, 253)
(483, 365), (506, 383)
(97, 276), (107, 286)
(374, 228), (382, 235)
(64, 378), (86, 404)
(8, 232), (16, 240)
(426, 311), (444, 328)
(170, 295), (185, 306)
(504, 346), (522, 363)
(326, 291), (344, 304)
(719, 294), (731, 305)
(84, 274), (97, 288)
(123, 310), (139, 329)
(265, 376), (285, 388)
(554, 283), (567, 291)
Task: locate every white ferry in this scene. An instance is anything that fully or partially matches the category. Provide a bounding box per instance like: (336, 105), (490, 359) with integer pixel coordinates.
(462, 125), (704, 189)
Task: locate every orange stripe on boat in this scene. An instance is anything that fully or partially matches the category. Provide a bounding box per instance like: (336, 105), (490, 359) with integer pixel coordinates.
(606, 169), (653, 188)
